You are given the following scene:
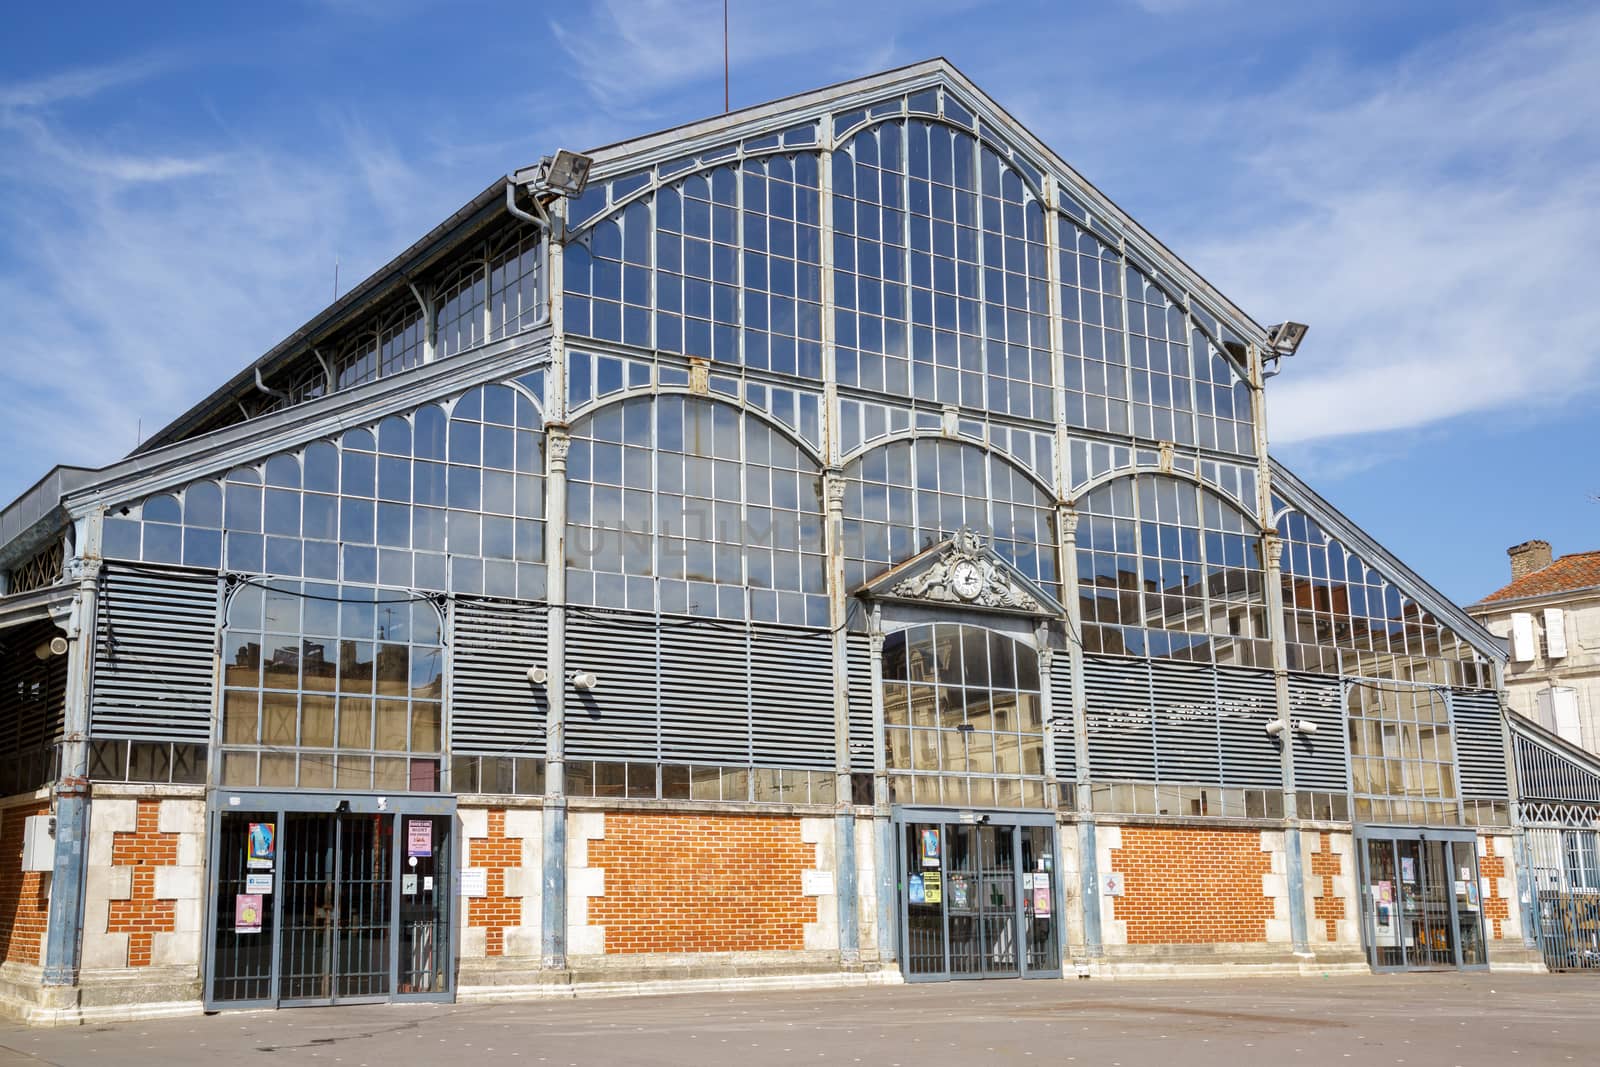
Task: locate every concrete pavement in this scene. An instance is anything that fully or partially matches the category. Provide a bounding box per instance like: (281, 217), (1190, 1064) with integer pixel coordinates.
(0, 973), (1593, 1067)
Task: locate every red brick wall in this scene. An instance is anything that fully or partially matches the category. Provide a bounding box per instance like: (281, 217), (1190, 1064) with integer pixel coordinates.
(105, 799), (179, 967)
(1110, 827), (1274, 944)
(0, 802), (51, 966)
(1481, 836), (1510, 940)
(468, 810), (522, 957)
(586, 812), (815, 955)
(1310, 832), (1345, 941)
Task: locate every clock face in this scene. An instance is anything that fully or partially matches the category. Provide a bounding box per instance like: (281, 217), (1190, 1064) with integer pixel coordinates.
(951, 559), (984, 600)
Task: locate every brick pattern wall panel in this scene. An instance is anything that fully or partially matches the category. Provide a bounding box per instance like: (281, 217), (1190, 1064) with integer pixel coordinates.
(105, 799), (180, 967)
(585, 812), (815, 955)
(1478, 834), (1517, 941)
(1309, 831), (1345, 943)
(0, 801), (51, 966)
(1107, 826), (1275, 944)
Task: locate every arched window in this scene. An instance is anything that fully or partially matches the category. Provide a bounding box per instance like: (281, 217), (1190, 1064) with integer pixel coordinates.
(841, 438), (1056, 592)
(831, 119), (1052, 418)
(1076, 473), (1267, 666)
(565, 396), (826, 625)
(881, 623), (1045, 808)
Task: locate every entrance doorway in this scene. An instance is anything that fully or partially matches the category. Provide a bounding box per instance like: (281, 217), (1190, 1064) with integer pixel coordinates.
(1356, 829), (1486, 971)
(896, 808), (1060, 980)
(205, 792), (455, 1009)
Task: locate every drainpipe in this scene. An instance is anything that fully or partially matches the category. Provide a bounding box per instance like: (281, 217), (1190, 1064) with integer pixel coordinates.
(42, 509), (103, 991)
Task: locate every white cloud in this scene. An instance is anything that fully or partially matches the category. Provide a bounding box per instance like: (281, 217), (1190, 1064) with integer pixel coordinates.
(0, 60), (456, 500)
(1182, 7), (1600, 443)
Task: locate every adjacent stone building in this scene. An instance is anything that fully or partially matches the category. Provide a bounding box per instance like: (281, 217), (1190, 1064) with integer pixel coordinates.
(1470, 541), (1600, 753)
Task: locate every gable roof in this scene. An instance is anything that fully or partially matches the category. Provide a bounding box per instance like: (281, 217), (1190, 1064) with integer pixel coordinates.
(137, 58), (1275, 460)
(1474, 550), (1600, 606)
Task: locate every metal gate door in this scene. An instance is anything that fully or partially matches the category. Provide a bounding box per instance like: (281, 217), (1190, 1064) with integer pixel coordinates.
(280, 812), (393, 1004)
(1527, 825), (1600, 971)
(896, 808), (1061, 981)
(205, 791), (455, 1010)
(1356, 828), (1486, 972)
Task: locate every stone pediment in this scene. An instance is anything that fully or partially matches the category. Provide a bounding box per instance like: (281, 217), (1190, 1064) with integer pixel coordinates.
(855, 528), (1062, 617)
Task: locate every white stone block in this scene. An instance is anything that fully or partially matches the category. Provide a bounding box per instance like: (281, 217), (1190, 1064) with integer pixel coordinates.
(568, 924), (605, 956)
(459, 927), (487, 959)
(80, 930), (129, 970)
(1265, 918), (1291, 944)
(458, 808), (489, 839)
(176, 832), (204, 869)
(154, 866), (201, 901)
(502, 808), (541, 840)
(157, 799), (206, 836)
(170, 896), (204, 934)
(568, 866), (604, 904)
(151, 930), (200, 968)
(504, 867), (541, 900)
(503, 927), (541, 957)
(88, 799), (138, 866)
(1259, 830), (1285, 854)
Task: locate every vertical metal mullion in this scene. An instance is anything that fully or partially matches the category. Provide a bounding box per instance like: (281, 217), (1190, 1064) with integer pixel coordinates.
(939, 821), (951, 979)
(269, 808), (286, 1006)
(1012, 823), (1026, 976)
(390, 813), (402, 997)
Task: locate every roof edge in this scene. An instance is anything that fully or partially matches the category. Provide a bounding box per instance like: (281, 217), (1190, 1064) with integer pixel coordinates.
(1269, 458), (1505, 660)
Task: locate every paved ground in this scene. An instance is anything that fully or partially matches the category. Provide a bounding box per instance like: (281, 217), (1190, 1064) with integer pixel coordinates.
(0, 974), (1593, 1067)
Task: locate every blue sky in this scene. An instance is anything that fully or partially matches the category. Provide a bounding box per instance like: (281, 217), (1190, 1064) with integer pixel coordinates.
(1, 0), (1596, 606)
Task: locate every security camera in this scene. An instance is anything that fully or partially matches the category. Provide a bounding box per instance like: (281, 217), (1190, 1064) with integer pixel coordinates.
(571, 671), (599, 691)
(1264, 719), (1287, 737)
(34, 636), (68, 660)
(1294, 720), (1319, 734)
(526, 666), (549, 686)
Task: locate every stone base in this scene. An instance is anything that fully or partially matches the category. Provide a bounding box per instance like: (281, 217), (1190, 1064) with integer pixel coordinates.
(1077, 942), (1371, 979)
(0, 962), (203, 1027)
(1487, 940), (1548, 973)
(458, 950), (900, 1003)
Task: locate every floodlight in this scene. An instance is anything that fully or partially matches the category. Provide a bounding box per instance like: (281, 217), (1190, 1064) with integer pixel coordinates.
(1264, 719), (1287, 737)
(542, 150), (594, 196)
(527, 666), (549, 686)
(571, 671), (599, 691)
(1294, 719), (1319, 735)
(1266, 322), (1309, 357)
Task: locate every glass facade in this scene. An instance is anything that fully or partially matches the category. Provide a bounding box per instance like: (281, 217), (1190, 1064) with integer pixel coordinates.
(101, 379), (547, 601)
(218, 580), (445, 791)
(882, 623), (1046, 808)
(54, 72), (1507, 829)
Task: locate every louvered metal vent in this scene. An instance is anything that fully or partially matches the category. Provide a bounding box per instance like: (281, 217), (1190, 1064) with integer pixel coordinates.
(0, 616), (68, 761)
(449, 596), (549, 758)
(1286, 672), (1348, 792)
(1451, 688), (1509, 801)
(845, 632), (873, 772)
(1083, 656), (1155, 782)
(1214, 665), (1281, 788)
(750, 627), (834, 769)
(562, 612), (837, 770)
(91, 564), (219, 742)
(566, 613), (659, 761)
(1515, 728), (1600, 804)
(1083, 655), (1287, 788)
(1048, 655), (1075, 781)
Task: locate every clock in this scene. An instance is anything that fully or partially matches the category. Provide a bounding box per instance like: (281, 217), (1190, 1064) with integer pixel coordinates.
(950, 559), (984, 600)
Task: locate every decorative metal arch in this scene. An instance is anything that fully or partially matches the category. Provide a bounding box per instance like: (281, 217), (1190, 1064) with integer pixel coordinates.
(837, 426), (1056, 501)
(563, 387), (828, 468)
(1068, 463), (1258, 524)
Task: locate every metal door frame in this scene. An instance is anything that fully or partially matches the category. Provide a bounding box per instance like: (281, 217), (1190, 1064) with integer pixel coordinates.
(1353, 824), (1486, 973)
(202, 789), (457, 1011)
(892, 806), (1062, 982)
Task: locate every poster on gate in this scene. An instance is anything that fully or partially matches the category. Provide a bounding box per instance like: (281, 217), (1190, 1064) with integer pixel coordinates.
(1032, 875), (1051, 918)
(236, 894), (264, 934)
(407, 819), (433, 858)
(247, 822), (276, 870)
(920, 828), (940, 868)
